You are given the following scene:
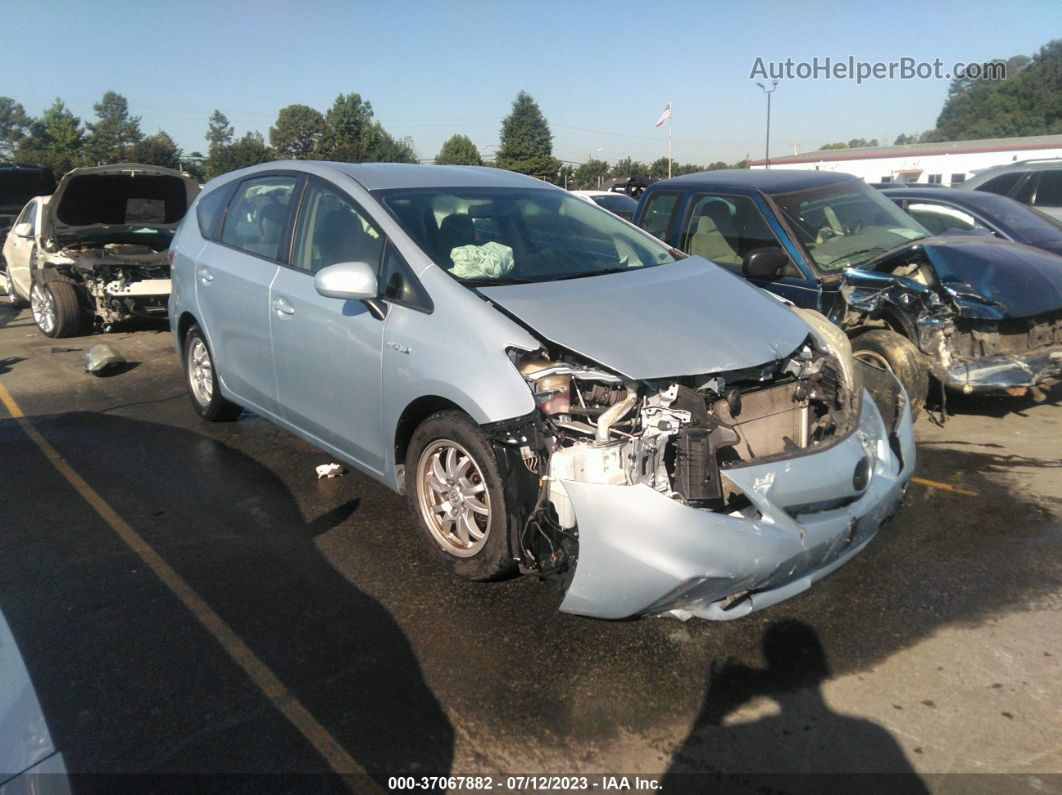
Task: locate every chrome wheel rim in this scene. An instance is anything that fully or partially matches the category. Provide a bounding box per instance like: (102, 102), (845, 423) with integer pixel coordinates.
(0, 267), (11, 298)
(416, 440), (491, 557)
(853, 350), (893, 373)
(30, 284), (55, 333)
(187, 338), (214, 406)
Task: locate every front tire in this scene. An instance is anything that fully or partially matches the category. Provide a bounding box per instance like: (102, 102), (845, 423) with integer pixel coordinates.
(183, 325), (242, 422)
(852, 328), (928, 418)
(31, 281), (84, 338)
(405, 411), (516, 581)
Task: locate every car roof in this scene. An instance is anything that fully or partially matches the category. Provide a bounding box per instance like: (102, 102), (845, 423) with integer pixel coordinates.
(225, 161), (552, 192)
(647, 169), (861, 195)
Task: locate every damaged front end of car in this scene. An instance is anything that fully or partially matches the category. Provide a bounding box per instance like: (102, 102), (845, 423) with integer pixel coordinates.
(37, 241), (173, 327)
(834, 238), (1062, 396)
(487, 311), (914, 621)
(36, 164), (198, 329)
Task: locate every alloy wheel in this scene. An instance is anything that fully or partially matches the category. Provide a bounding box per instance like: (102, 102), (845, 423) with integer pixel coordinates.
(30, 284), (55, 334)
(187, 337), (214, 406)
(416, 440), (492, 557)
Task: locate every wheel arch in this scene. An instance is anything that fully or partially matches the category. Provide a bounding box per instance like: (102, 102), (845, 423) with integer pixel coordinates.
(393, 395), (468, 474)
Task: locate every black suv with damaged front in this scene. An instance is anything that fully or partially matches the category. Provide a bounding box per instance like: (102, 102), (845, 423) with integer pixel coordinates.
(634, 170), (1062, 413)
(26, 163), (198, 337)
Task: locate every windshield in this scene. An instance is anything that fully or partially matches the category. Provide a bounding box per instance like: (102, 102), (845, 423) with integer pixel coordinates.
(772, 180), (929, 271)
(378, 187), (674, 284)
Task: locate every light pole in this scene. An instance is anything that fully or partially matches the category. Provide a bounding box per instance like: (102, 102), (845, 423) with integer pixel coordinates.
(756, 80), (779, 168)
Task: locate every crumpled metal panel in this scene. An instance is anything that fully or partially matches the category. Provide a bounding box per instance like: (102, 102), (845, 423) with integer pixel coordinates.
(558, 384), (915, 620)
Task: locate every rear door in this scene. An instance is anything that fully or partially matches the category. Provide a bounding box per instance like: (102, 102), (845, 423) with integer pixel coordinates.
(269, 177), (388, 473)
(194, 173), (300, 415)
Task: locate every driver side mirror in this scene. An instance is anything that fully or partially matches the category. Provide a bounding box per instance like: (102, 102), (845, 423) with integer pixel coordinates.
(742, 247), (789, 280)
(314, 261), (378, 301)
(12, 222), (32, 238)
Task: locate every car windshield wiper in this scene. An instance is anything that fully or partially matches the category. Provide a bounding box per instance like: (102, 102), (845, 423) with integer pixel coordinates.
(820, 247), (885, 267)
(548, 266), (633, 281)
(462, 275), (539, 286)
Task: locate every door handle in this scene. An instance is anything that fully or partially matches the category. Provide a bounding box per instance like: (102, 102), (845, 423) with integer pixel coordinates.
(197, 267), (214, 285)
(272, 297), (295, 316)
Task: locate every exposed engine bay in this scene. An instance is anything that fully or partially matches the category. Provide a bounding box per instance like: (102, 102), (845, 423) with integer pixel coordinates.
(492, 333), (862, 578)
(833, 241), (1062, 394)
(38, 236), (173, 327)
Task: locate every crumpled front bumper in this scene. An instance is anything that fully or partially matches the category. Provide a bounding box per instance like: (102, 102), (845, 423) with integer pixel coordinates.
(558, 382), (915, 621)
(943, 346), (1062, 393)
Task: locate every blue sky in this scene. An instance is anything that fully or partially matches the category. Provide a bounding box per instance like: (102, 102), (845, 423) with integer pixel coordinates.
(6, 0), (1059, 165)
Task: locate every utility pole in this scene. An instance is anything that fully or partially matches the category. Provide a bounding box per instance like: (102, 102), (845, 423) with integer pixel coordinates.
(756, 80), (779, 168)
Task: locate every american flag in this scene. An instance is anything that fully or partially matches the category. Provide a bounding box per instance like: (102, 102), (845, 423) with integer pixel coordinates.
(655, 102), (672, 127)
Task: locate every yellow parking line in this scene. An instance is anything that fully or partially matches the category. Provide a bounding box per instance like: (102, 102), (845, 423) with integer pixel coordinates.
(0, 381), (382, 794)
(911, 476), (979, 497)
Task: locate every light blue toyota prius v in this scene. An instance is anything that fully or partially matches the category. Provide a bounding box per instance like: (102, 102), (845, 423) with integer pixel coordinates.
(169, 161), (915, 621)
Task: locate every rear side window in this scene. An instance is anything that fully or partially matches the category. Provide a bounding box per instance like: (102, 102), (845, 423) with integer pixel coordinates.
(196, 181), (237, 241)
(638, 191), (679, 240)
(221, 175), (298, 260)
(977, 172), (1024, 197)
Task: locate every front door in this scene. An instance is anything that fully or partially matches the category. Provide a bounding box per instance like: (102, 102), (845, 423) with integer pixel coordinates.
(6, 200), (39, 299)
(269, 177), (388, 474)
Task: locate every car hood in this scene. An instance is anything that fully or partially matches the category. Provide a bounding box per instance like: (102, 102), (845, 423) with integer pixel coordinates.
(477, 257), (810, 380)
(46, 163), (199, 241)
(911, 237), (1062, 319)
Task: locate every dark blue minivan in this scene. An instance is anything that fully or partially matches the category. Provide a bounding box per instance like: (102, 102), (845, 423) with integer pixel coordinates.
(634, 170), (1062, 412)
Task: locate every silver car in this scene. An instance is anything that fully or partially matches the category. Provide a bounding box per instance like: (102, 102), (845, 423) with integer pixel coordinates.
(169, 162), (915, 621)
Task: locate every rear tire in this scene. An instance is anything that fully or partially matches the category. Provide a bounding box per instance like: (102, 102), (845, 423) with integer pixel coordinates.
(183, 324), (242, 422)
(851, 328), (928, 418)
(405, 410), (516, 581)
(31, 281), (84, 338)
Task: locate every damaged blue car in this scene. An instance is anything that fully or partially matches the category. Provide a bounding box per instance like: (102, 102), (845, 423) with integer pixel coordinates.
(634, 171), (1062, 413)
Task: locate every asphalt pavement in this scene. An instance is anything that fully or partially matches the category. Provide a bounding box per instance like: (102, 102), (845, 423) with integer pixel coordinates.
(0, 306), (1059, 793)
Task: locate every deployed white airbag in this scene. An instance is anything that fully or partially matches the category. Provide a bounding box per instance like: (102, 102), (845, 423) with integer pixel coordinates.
(449, 242), (515, 279)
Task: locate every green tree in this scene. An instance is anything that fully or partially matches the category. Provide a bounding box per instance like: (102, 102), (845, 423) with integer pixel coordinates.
(572, 158), (609, 189)
(369, 129), (418, 163)
(935, 39), (1062, 140)
(206, 110), (233, 154)
(610, 157), (650, 180)
(0, 97), (30, 160)
(86, 91), (143, 163)
(705, 161), (729, 171)
(495, 91), (561, 181)
(269, 104), (326, 159)
(132, 131), (181, 169)
(319, 93), (376, 161)
(847, 138), (879, 148)
(182, 151), (206, 181)
(435, 134), (483, 165)
(205, 131), (273, 178)
(17, 99), (86, 174)
(819, 142), (848, 150)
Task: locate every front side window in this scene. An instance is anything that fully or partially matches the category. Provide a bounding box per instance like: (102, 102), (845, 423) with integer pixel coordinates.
(904, 201), (991, 235)
(379, 187), (674, 285)
(680, 193), (781, 268)
(221, 175), (298, 260)
(771, 180), (929, 272)
(24, 201), (37, 229)
(638, 191), (679, 240)
(292, 180), (384, 274)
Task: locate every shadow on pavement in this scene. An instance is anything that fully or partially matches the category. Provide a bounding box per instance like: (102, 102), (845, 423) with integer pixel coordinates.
(662, 620), (928, 794)
(0, 410), (453, 787)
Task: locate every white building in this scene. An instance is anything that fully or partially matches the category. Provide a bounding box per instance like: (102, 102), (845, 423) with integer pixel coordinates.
(750, 134), (1062, 186)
